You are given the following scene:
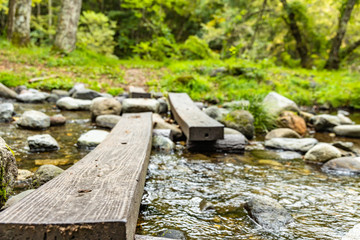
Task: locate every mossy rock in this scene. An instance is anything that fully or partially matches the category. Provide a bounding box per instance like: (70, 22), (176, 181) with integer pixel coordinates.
(222, 110), (254, 140)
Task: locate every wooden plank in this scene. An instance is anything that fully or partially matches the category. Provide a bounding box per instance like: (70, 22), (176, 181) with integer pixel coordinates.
(0, 113), (153, 240)
(129, 86), (151, 98)
(168, 93), (224, 141)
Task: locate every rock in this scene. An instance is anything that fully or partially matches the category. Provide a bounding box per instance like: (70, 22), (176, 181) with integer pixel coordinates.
(153, 129), (171, 138)
(122, 98), (160, 113)
(342, 224), (360, 240)
(0, 137), (18, 205)
(338, 110), (350, 116)
(17, 169), (33, 181)
(322, 157), (360, 175)
(338, 113), (354, 125)
(277, 111), (307, 136)
(17, 89), (49, 103)
(222, 110), (254, 140)
(77, 130), (109, 149)
(33, 164), (64, 187)
(152, 135), (175, 152)
(210, 67), (227, 77)
(51, 89), (70, 98)
(265, 138), (318, 152)
(56, 97), (92, 111)
(14, 169), (33, 190)
(311, 114), (340, 132)
(151, 91), (163, 99)
(153, 114), (182, 140)
(187, 134), (247, 153)
(157, 229), (186, 240)
(157, 98), (168, 114)
(0, 103), (15, 122)
(244, 195), (293, 231)
(332, 141), (355, 152)
(72, 89), (103, 100)
(90, 97), (121, 120)
(14, 85), (27, 94)
(265, 128), (301, 140)
(50, 114), (66, 126)
(262, 92), (299, 116)
(204, 106), (229, 122)
(251, 149), (302, 160)
(17, 110), (50, 130)
(304, 143), (342, 163)
(300, 111), (315, 123)
(27, 134), (60, 152)
(224, 127), (243, 135)
(46, 94), (60, 103)
(222, 100), (250, 109)
(96, 115), (121, 129)
(0, 83), (18, 99)
(69, 83), (86, 96)
(2, 189), (35, 209)
(334, 125), (360, 138)
(194, 101), (205, 110)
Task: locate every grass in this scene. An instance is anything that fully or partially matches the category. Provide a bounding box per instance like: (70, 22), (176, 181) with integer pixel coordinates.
(1, 38), (360, 109)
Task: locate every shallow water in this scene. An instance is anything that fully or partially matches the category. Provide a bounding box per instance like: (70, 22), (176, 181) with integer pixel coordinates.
(1, 101), (360, 239)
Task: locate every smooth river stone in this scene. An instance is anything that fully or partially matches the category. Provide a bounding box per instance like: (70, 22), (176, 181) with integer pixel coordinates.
(334, 125), (360, 138)
(265, 138), (318, 152)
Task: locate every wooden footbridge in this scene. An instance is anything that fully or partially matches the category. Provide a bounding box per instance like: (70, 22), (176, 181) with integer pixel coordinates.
(0, 93), (230, 240)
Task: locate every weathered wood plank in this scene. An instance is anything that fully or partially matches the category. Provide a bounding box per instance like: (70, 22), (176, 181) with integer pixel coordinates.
(0, 113), (153, 240)
(168, 93), (224, 141)
(129, 86), (151, 98)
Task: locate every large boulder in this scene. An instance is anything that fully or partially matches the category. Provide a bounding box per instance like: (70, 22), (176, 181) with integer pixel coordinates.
(122, 99), (160, 113)
(90, 97), (121, 120)
(304, 143), (342, 164)
(72, 89), (103, 100)
(265, 128), (301, 140)
(311, 114), (340, 132)
(334, 125), (360, 138)
(204, 106), (229, 122)
(33, 164), (64, 187)
(56, 97), (92, 111)
(0, 103), (15, 122)
(265, 138), (318, 152)
(0, 83), (18, 99)
(27, 134), (60, 152)
(0, 137), (18, 207)
(244, 195), (293, 231)
(322, 157), (360, 175)
(17, 89), (49, 103)
(17, 110), (50, 130)
(342, 224), (360, 240)
(222, 110), (254, 140)
(96, 115), (121, 129)
(277, 111), (307, 136)
(262, 92), (299, 116)
(77, 130), (109, 149)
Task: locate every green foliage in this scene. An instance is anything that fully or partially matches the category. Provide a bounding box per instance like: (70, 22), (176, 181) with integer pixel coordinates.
(0, 164), (7, 208)
(77, 11), (116, 55)
(107, 87), (124, 96)
(133, 36), (180, 60)
(31, 15), (56, 45)
(180, 36), (218, 60)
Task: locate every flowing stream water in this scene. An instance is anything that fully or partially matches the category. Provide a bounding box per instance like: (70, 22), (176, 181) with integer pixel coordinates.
(1, 101), (360, 239)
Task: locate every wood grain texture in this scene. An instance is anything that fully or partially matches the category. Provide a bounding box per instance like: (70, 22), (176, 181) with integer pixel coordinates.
(0, 113), (153, 240)
(129, 86), (151, 99)
(168, 93), (224, 141)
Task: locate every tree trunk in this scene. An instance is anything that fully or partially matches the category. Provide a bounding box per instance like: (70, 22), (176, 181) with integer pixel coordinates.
(7, 0), (32, 46)
(248, 0), (268, 51)
(325, 0), (357, 70)
(53, 0), (82, 53)
(280, 0), (310, 68)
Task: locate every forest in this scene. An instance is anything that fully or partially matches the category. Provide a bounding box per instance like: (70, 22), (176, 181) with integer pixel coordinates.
(0, 0), (360, 109)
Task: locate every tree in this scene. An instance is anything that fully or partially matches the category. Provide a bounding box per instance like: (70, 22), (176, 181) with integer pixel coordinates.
(53, 0), (82, 53)
(7, 0), (32, 46)
(279, 0), (310, 68)
(325, 0), (358, 70)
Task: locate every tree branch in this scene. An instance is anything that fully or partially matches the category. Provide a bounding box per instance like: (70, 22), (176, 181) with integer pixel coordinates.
(340, 39), (360, 59)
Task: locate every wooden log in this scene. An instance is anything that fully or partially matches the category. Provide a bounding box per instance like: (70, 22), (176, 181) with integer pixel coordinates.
(187, 134), (247, 153)
(0, 113), (153, 240)
(129, 86), (151, 98)
(168, 93), (224, 141)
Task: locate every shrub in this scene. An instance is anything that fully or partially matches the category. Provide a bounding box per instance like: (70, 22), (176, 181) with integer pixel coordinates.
(77, 11), (116, 55)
